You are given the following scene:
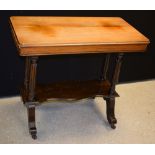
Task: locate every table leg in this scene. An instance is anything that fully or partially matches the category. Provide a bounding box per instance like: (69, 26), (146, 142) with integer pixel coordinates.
(97, 54), (111, 97)
(23, 57), (30, 105)
(26, 56), (38, 139)
(104, 53), (124, 129)
(101, 54), (111, 81)
(110, 53), (124, 95)
(27, 103), (37, 139)
(105, 97), (117, 129)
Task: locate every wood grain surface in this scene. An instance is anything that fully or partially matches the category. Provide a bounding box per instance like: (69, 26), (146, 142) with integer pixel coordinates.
(10, 16), (150, 56)
(21, 80), (119, 103)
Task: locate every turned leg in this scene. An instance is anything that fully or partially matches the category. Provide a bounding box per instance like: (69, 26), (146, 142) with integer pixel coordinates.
(97, 54), (111, 96)
(23, 57), (31, 105)
(105, 53), (124, 129)
(110, 53), (124, 95)
(26, 56), (38, 139)
(27, 103), (37, 139)
(101, 54), (111, 81)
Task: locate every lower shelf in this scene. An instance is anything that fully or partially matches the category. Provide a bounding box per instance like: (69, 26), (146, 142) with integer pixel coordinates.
(21, 80), (119, 103)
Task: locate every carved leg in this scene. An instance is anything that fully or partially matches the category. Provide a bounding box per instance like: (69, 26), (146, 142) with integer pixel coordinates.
(23, 57), (31, 105)
(110, 53), (124, 95)
(26, 103), (37, 139)
(98, 54), (111, 96)
(27, 56), (38, 139)
(105, 97), (117, 129)
(102, 54), (111, 81)
(106, 53), (124, 129)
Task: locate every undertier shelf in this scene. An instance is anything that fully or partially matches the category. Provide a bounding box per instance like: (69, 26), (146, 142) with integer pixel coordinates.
(21, 80), (119, 103)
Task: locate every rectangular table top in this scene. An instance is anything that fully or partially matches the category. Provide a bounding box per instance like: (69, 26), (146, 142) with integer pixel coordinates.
(10, 16), (150, 56)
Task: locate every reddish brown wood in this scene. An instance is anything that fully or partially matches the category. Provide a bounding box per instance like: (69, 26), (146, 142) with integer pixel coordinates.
(9, 16), (150, 139)
(110, 53), (124, 95)
(10, 16), (150, 56)
(21, 80), (119, 103)
(23, 57), (30, 105)
(104, 53), (124, 129)
(28, 57), (38, 101)
(27, 103), (37, 139)
(101, 54), (111, 81)
(26, 56), (38, 139)
(105, 97), (117, 129)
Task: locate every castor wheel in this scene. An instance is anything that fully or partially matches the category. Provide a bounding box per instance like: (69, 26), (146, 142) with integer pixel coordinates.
(112, 117), (117, 124)
(31, 134), (37, 140)
(110, 124), (116, 129)
(107, 116), (117, 129)
(30, 130), (37, 139)
(29, 127), (37, 140)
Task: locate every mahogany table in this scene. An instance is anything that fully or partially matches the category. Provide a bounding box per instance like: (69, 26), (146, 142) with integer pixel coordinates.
(10, 16), (150, 139)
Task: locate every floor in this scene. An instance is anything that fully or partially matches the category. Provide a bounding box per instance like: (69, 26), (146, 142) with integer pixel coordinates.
(0, 80), (155, 144)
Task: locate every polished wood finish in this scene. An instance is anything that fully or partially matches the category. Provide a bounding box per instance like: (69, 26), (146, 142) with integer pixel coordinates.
(10, 16), (150, 139)
(10, 16), (149, 56)
(102, 54), (111, 80)
(110, 53), (124, 95)
(28, 57), (38, 102)
(23, 57), (30, 105)
(104, 53), (124, 129)
(105, 97), (117, 129)
(26, 102), (37, 139)
(21, 80), (119, 103)
(25, 57), (38, 139)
